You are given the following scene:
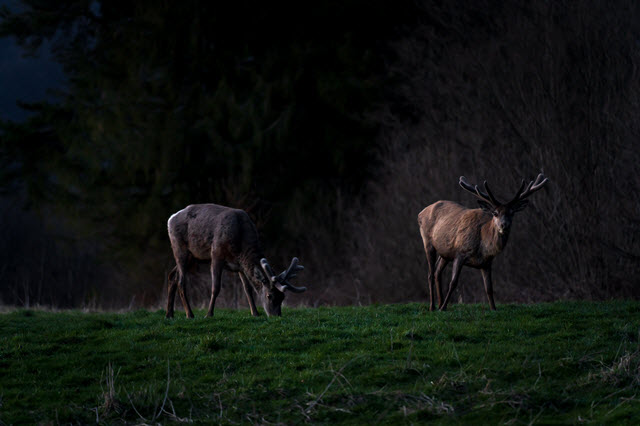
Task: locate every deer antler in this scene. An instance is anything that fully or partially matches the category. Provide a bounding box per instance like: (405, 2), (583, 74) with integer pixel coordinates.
(260, 258), (307, 293)
(260, 258), (277, 282)
(508, 173), (548, 204)
(276, 257), (306, 293)
(277, 257), (304, 282)
(459, 176), (501, 206)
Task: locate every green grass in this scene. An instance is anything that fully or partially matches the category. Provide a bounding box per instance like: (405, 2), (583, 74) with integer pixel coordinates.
(1, 302), (639, 424)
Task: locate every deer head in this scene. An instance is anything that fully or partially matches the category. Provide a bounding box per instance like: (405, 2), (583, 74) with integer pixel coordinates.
(259, 257), (306, 316)
(459, 173), (548, 235)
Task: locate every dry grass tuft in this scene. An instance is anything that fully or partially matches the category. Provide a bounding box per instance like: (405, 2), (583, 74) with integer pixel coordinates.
(100, 362), (123, 416)
(597, 350), (640, 387)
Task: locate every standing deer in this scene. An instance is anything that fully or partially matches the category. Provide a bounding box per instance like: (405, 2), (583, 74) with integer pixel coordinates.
(166, 204), (306, 318)
(418, 173), (548, 311)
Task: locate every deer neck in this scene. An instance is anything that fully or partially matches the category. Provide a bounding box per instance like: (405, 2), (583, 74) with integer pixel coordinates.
(481, 220), (510, 258)
(239, 251), (267, 289)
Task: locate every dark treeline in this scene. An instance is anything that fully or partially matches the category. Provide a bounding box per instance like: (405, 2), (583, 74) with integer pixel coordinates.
(1, 0), (638, 309)
(0, 0), (414, 307)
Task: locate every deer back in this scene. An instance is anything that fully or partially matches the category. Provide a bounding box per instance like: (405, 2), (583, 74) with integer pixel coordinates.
(418, 200), (491, 260)
(168, 204), (263, 262)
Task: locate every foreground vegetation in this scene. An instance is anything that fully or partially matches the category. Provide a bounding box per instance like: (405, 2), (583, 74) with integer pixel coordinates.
(1, 302), (639, 424)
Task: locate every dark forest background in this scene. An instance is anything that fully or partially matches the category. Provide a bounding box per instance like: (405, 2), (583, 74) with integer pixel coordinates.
(1, 0), (638, 310)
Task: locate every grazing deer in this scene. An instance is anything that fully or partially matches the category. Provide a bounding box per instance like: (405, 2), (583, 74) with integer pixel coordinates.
(166, 204), (306, 318)
(418, 173), (548, 311)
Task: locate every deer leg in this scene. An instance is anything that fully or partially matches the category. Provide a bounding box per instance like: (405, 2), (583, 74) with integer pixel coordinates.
(176, 271), (194, 319)
(434, 256), (449, 309)
(170, 246), (194, 318)
(424, 245), (438, 311)
(166, 266), (178, 318)
(239, 272), (260, 317)
(481, 266), (497, 310)
(440, 256), (464, 311)
(206, 259), (224, 317)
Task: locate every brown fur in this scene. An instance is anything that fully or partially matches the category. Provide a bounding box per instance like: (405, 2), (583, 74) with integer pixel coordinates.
(422, 174), (548, 311)
(418, 201), (510, 311)
(418, 173), (549, 310)
(166, 204), (289, 318)
(419, 201), (507, 267)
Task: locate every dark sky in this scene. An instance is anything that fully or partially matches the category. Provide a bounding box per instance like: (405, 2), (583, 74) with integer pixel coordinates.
(0, 0), (65, 122)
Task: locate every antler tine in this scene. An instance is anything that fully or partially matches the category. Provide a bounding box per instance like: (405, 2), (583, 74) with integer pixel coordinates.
(459, 176), (477, 193)
(260, 258), (278, 283)
(281, 282), (307, 293)
(482, 180), (501, 206)
(532, 173), (548, 190)
(268, 257), (307, 293)
(459, 176), (499, 207)
(277, 257), (304, 282)
(512, 173), (548, 202)
(508, 179), (527, 204)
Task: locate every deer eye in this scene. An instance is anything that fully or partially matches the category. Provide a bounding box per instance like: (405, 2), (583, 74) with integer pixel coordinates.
(492, 211), (499, 217)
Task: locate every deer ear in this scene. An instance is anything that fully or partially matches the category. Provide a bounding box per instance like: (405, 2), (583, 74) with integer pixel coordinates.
(477, 200), (494, 213)
(511, 199), (529, 212)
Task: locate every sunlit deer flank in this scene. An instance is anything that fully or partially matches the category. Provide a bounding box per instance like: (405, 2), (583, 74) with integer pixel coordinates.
(418, 173), (548, 311)
(166, 204), (306, 318)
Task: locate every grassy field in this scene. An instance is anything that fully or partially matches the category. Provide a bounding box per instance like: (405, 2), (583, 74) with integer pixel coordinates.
(1, 302), (639, 424)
